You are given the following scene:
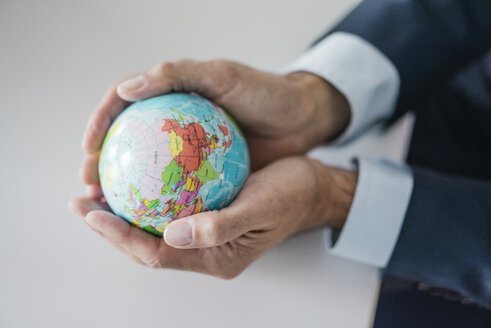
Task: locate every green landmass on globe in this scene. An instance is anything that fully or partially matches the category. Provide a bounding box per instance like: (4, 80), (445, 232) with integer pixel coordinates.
(98, 93), (250, 237)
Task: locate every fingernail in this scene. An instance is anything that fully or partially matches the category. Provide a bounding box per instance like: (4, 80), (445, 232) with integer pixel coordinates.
(118, 75), (145, 91)
(164, 221), (193, 246)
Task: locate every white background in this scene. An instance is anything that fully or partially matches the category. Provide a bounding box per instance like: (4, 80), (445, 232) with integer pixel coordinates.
(0, 1), (413, 327)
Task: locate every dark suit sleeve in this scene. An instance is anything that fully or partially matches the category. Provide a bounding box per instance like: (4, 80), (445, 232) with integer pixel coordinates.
(318, 0), (491, 117)
(384, 166), (491, 307)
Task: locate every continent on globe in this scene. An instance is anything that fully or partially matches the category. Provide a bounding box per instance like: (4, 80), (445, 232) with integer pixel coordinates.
(98, 93), (250, 237)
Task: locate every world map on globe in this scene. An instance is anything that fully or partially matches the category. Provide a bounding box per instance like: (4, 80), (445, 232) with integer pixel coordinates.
(99, 93), (250, 237)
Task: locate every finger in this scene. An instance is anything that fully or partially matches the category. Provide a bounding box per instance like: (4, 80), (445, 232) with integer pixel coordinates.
(86, 211), (214, 270)
(164, 206), (256, 249)
(85, 184), (103, 199)
(91, 226), (135, 262)
(68, 198), (160, 266)
(70, 199), (231, 273)
(79, 152), (100, 185)
(85, 210), (162, 261)
(68, 197), (111, 217)
(68, 197), (141, 260)
(116, 60), (233, 102)
(82, 84), (132, 155)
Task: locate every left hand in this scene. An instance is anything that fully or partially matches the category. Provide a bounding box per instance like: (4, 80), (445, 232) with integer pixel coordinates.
(79, 60), (350, 188)
(69, 157), (356, 278)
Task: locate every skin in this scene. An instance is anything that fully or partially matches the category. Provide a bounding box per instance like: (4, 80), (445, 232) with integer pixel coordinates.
(69, 59), (357, 279)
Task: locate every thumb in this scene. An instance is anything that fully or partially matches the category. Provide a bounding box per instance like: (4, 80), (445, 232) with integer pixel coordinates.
(115, 60), (236, 102)
(164, 209), (250, 249)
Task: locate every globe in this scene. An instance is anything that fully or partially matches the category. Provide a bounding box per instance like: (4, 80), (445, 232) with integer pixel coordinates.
(99, 93), (250, 237)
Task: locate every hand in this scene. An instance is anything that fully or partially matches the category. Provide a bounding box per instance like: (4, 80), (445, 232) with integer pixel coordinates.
(70, 157), (357, 278)
(80, 60), (350, 186)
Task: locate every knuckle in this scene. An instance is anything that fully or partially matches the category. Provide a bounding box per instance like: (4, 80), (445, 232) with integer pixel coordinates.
(209, 60), (236, 78)
(220, 62), (237, 77)
(198, 215), (224, 245)
(154, 61), (175, 75)
(206, 59), (226, 69)
(204, 60), (238, 96)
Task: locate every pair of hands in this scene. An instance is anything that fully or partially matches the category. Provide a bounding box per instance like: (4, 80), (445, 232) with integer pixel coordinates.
(69, 60), (357, 278)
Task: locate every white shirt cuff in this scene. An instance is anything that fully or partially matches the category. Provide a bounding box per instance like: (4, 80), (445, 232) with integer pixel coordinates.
(283, 32), (400, 144)
(327, 158), (414, 268)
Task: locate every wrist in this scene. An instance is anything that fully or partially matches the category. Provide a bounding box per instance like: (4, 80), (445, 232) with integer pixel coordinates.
(286, 72), (350, 146)
(308, 159), (357, 230)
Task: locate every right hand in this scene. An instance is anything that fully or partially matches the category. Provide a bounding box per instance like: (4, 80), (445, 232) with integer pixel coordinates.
(80, 59), (350, 186)
(71, 156), (356, 277)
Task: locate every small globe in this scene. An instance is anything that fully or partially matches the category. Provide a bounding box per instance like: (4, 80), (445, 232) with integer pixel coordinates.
(99, 93), (250, 237)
